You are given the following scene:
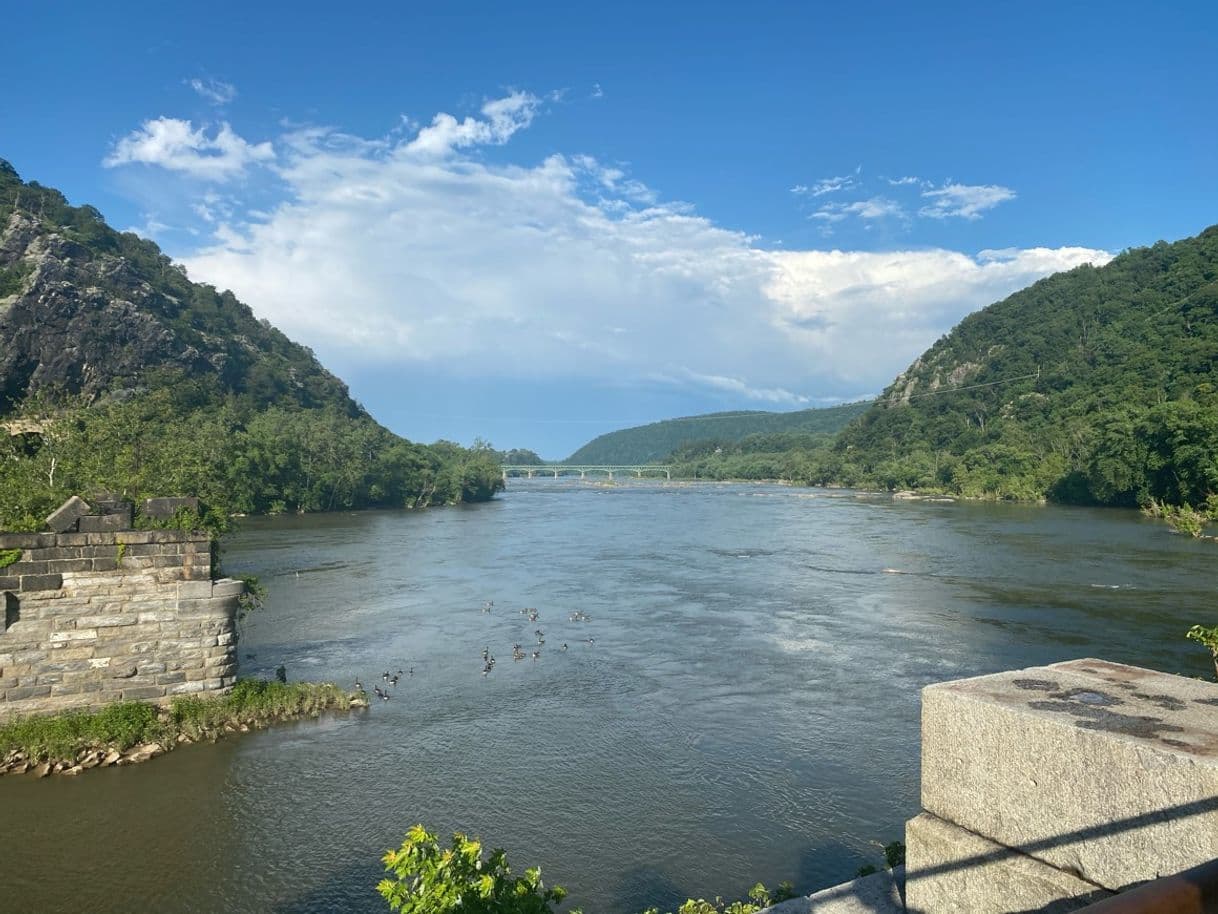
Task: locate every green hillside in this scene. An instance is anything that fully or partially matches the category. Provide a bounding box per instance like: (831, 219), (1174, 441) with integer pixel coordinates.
(564, 402), (870, 465)
(820, 224), (1218, 507)
(0, 160), (501, 530)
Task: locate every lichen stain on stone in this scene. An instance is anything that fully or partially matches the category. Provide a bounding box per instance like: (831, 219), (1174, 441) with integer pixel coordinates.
(1027, 699), (1186, 742)
(1194, 698), (1218, 707)
(1012, 678), (1058, 691)
(1049, 687), (1121, 707)
(1131, 692), (1188, 711)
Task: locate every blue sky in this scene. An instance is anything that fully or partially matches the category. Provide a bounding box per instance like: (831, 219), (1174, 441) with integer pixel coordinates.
(3, 1), (1216, 457)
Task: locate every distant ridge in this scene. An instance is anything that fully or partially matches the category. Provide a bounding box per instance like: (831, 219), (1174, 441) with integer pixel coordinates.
(824, 222), (1218, 505)
(565, 402), (870, 464)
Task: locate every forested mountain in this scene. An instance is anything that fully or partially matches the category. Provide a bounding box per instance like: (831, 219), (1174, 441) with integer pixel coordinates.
(565, 402), (869, 465)
(819, 224), (1218, 506)
(0, 160), (501, 529)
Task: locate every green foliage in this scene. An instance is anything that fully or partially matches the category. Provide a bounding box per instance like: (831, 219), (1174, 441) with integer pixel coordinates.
(378, 826), (572, 914)
(376, 828), (802, 914)
(498, 448), (545, 466)
(0, 390), (504, 532)
(237, 574), (267, 618)
(567, 403), (870, 465)
(0, 548), (21, 568)
(638, 881), (794, 914)
(1186, 624), (1218, 678)
(0, 701), (163, 759)
(822, 226), (1218, 508)
(855, 840), (905, 880)
(0, 680), (354, 762)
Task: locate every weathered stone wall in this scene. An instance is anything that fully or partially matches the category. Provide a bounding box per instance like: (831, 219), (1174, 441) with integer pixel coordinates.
(0, 529), (241, 719)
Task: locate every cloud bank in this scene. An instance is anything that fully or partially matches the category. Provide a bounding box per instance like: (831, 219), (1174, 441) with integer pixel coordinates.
(107, 94), (1111, 405)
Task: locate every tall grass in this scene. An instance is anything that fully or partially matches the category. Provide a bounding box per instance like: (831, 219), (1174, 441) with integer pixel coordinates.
(0, 680), (355, 765)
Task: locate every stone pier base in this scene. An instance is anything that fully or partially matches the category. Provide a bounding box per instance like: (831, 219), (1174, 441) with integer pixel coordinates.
(904, 659), (1218, 914)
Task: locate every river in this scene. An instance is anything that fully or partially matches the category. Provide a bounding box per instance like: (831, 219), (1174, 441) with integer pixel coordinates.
(1, 481), (1213, 914)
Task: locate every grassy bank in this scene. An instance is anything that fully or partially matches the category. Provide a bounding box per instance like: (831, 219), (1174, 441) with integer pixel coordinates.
(0, 679), (365, 776)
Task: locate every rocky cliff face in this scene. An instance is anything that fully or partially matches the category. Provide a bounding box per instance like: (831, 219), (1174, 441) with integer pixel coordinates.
(0, 159), (362, 415)
(0, 211), (201, 408)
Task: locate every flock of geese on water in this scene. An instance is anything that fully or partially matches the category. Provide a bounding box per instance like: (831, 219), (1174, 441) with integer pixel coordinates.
(354, 601), (595, 702)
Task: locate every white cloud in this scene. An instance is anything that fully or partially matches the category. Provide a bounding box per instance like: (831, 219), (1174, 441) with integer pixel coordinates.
(920, 182), (1016, 220)
(104, 118), (274, 181)
(107, 93), (1110, 402)
(792, 173), (858, 197)
(403, 91), (538, 157)
(764, 246), (1112, 380)
(188, 78), (237, 105)
(885, 175), (923, 186)
(676, 371), (811, 405)
(813, 197), (905, 223)
(591, 83), (604, 98)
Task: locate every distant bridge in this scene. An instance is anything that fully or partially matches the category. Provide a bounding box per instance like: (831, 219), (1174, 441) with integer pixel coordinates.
(501, 464), (672, 481)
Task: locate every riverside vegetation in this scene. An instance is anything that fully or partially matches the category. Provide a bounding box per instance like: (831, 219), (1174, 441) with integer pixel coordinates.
(0, 679), (363, 777)
(583, 225), (1218, 525)
(377, 826), (802, 914)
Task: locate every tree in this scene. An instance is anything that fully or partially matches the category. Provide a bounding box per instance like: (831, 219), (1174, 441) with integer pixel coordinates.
(378, 826), (571, 914)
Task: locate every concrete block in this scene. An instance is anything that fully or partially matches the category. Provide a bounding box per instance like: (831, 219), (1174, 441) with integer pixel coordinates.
(53, 532), (91, 546)
(77, 513), (130, 533)
(211, 578), (245, 598)
(20, 573), (63, 592)
(49, 629), (98, 644)
(178, 580), (214, 599)
(45, 496), (91, 533)
(905, 813), (1108, 914)
(49, 647), (95, 661)
(921, 659), (1218, 892)
(113, 531), (154, 545)
(52, 680), (101, 696)
(76, 614), (137, 628)
(168, 680), (207, 694)
(0, 533), (52, 549)
(121, 686), (166, 700)
(141, 497), (199, 520)
(3, 685), (52, 701)
(40, 546), (83, 560)
(48, 558), (95, 573)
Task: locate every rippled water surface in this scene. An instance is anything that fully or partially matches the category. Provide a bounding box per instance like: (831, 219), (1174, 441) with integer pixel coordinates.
(2, 481), (1213, 913)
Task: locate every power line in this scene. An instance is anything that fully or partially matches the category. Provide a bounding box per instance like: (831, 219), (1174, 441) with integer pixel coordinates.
(872, 368), (1042, 405)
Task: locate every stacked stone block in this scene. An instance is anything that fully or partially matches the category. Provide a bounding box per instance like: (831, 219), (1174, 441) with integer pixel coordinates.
(905, 659), (1218, 913)
(0, 528), (242, 719)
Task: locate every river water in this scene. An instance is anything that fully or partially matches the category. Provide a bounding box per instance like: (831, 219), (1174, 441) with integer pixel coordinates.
(1, 481), (1214, 914)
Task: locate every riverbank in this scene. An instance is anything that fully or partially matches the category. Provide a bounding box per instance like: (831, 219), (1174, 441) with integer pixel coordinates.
(0, 679), (367, 777)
